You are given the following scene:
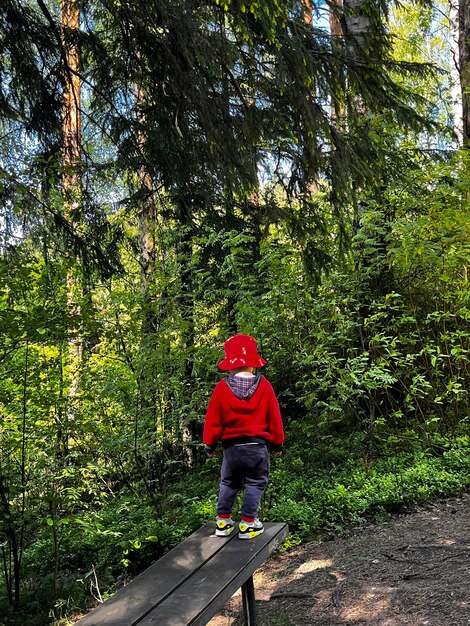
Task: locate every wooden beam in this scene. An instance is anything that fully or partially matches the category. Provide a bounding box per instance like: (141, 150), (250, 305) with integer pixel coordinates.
(138, 523), (288, 626)
(76, 522), (288, 626)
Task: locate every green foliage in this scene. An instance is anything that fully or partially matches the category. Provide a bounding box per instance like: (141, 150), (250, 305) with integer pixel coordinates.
(1, 2), (469, 625)
(266, 433), (470, 536)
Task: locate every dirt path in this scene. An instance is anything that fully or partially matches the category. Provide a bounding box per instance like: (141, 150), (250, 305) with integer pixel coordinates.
(209, 493), (470, 626)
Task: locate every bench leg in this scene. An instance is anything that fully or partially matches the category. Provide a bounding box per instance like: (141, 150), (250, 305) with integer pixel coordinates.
(241, 575), (256, 625)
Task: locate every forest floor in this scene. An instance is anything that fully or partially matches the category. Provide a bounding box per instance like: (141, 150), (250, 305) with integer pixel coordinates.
(208, 493), (470, 626)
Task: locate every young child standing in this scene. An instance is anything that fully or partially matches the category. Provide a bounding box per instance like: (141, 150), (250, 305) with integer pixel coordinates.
(203, 334), (284, 539)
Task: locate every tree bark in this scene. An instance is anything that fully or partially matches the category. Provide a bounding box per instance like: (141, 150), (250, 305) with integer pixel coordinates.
(61, 0), (81, 201)
(135, 85), (158, 331)
(450, 1), (464, 146)
(343, 0), (370, 40)
(0, 473), (21, 606)
(329, 0), (345, 121)
(302, 0), (312, 24)
(342, 2), (397, 428)
(61, 0), (82, 432)
(329, 0), (343, 37)
(178, 194), (198, 469)
(135, 84), (160, 438)
(457, 0), (470, 146)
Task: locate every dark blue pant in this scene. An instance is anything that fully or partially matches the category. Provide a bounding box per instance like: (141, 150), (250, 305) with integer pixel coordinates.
(216, 443), (270, 519)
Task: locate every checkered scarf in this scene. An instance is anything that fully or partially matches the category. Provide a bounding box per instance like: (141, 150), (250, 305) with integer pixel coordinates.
(225, 375), (261, 399)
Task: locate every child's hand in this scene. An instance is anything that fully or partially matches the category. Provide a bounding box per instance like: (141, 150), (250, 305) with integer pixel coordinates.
(204, 443), (217, 457)
(274, 451), (282, 457)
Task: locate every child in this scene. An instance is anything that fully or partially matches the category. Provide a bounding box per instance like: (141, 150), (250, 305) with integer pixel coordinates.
(203, 334), (284, 539)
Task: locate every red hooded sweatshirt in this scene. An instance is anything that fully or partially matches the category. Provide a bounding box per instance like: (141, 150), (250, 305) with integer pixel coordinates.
(203, 376), (284, 451)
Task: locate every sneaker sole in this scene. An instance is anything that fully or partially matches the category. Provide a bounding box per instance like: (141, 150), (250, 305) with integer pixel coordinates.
(216, 527), (234, 537)
(238, 527), (264, 540)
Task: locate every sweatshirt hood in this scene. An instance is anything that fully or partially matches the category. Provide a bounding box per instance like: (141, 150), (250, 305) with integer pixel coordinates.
(224, 374), (262, 403)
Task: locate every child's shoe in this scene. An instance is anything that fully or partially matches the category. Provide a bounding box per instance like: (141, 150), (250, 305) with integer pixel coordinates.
(215, 516), (235, 537)
(238, 518), (264, 540)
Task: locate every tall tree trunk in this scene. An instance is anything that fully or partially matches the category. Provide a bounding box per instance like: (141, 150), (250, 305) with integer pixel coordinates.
(343, 0), (370, 41)
(135, 84), (159, 432)
(135, 85), (158, 337)
(169, 197), (199, 468)
(225, 191), (239, 334)
(328, 0), (343, 37)
(133, 85), (172, 501)
(61, 0), (82, 434)
(343, 1), (397, 429)
(302, 0), (312, 24)
(0, 475), (20, 607)
(456, 0), (470, 146)
(0, 347), (28, 607)
(449, 1), (469, 284)
(459, 0), (470, 148)
(329, 0), (345, 121)
(61, 0), (81, 199)
(329, 0), (343, 37)
(347, 0), (380, 429)
(450, 1), (464, 146)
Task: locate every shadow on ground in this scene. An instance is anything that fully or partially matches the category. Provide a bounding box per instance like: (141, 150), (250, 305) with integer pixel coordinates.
(208, 493), (470, 626)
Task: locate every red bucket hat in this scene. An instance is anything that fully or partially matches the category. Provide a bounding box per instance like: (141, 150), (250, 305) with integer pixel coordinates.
(218, 334), (267, 371)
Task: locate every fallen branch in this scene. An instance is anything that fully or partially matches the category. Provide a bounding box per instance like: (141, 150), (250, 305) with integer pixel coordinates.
(381, 552), (422, 565)
(402, 573), (434, 580)
(332, 582), (342, 608)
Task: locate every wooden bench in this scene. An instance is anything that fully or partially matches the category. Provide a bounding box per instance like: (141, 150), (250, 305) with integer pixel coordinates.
(76, 521), (288, 626)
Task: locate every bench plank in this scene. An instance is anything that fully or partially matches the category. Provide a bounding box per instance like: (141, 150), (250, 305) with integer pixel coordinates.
(77, 523), (238, 626)
(138, 522), (288, 626)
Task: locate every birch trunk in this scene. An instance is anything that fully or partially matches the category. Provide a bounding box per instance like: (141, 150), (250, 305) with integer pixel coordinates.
(450, 1), (464, 146)
(344, 0), (370, 40)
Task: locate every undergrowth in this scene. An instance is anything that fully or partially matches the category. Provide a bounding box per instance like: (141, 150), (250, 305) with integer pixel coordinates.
(3, 430), (470, 626)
